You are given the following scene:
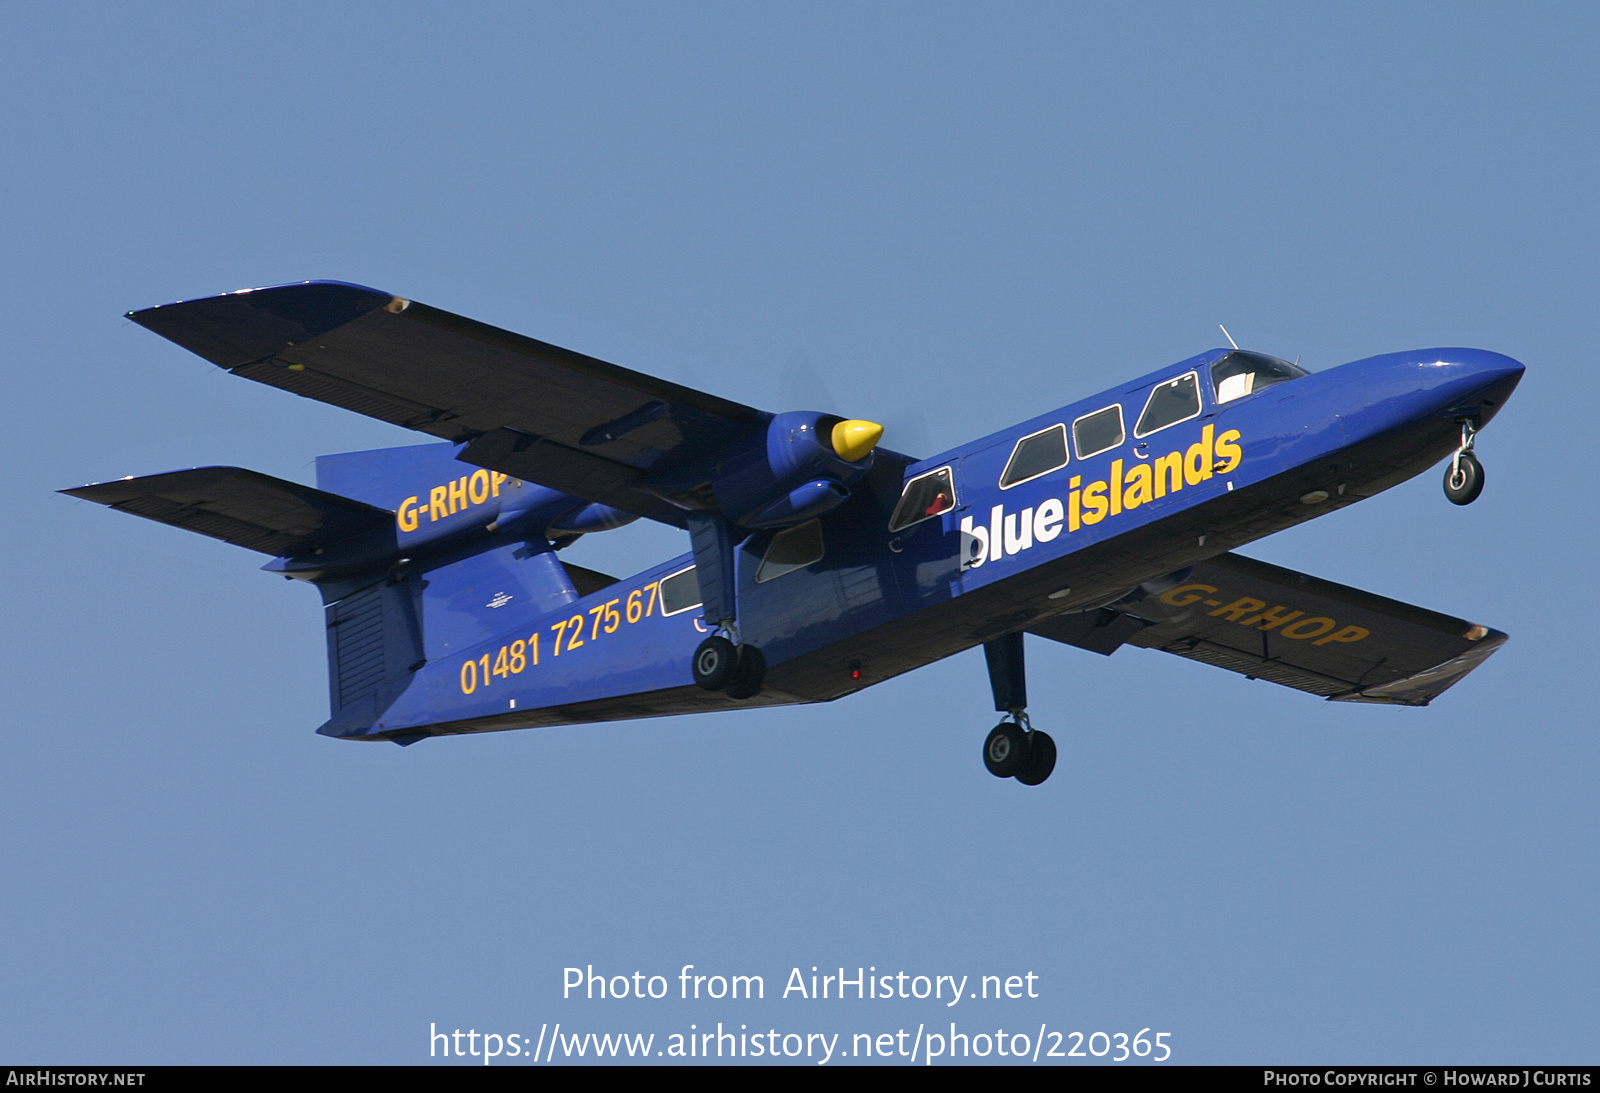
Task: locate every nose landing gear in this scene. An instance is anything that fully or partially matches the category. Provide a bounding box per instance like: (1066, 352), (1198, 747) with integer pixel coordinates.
(981, 632), (1056, 786)
(1444, 421), (1486, 506)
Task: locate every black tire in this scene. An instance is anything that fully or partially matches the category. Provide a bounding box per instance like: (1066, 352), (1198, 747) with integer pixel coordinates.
(983, 722), (1029, 778)
(692, 636), (737, 691)
(1444, 451), (1484, 506)
(724, 644), (767, 700)
(1014, 730), (1057, 786)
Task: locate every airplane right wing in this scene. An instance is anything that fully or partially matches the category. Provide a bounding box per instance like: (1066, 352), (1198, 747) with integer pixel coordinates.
(1029, 552), (1507, 706)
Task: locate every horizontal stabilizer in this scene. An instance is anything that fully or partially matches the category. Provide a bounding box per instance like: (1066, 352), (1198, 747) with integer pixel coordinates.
(61, 467), (392, 556)
(129, 281), (764, 526)
(1030, 552), (1506, 706)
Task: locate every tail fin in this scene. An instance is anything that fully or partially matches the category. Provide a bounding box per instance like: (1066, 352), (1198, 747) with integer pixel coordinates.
(65, 457), (621, 743)
(312, 440), (460, 509)
(320, 576), (425, 738)
(317, 538), (616, 740)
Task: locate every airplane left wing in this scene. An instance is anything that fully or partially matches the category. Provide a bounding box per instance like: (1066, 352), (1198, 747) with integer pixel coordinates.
(1029, 552), (1507, 706)
(128, 281), (767, 527)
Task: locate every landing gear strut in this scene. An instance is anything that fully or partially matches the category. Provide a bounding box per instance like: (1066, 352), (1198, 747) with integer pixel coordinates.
(1444, 421), (1485, 506)
(981, 632), (1056, 786)
(686, 513), (766, 699)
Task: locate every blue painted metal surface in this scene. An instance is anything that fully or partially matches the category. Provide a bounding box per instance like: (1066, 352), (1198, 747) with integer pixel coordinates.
(63, 282), (1525, 748)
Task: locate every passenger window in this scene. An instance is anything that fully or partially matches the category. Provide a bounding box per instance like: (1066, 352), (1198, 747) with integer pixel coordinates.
(889, 466), (956, 532)
(1072, 405), (1125, 460)
(756, 520), (824, 583)
(658, 566), (701, 616)
(999, 425), (1068, 489)
(1135, 372), (1202, 437)
(1211, 350), (1309, 404)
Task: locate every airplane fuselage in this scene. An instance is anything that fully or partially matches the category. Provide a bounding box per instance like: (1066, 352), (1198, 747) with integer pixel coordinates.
(328, 345), (1522, 743)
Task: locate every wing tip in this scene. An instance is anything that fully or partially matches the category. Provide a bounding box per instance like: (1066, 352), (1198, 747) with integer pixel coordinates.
(128, 279), (392, 317)
(127, 281), (394, 367)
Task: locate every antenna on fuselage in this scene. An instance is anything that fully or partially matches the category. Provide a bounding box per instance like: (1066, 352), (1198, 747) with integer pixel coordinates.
(1219, 324), (1240, 350)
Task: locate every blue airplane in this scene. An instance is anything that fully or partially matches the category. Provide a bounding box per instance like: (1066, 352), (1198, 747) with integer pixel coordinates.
(63, 281), (1523, 785)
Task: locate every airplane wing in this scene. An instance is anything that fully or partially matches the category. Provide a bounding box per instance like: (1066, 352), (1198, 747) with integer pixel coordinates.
(60, 467), (393, 556)
(128, 281), (767, 528)
(1029, 552), (1507, 706)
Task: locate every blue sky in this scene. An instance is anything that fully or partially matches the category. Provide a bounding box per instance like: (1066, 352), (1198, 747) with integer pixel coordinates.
(3, 2), (1595, 1064)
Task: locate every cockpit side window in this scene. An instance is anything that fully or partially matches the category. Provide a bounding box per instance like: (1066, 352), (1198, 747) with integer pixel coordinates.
(1134, 372), (1202, 437)
(1072, 405), (1125, 460)
(889, 466), (956, 532)
(1211, 350), (1310, 404)
(999, 424), (1068, 489)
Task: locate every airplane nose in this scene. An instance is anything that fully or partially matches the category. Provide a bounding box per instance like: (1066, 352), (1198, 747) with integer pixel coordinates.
(1417, 350), (1525, 426)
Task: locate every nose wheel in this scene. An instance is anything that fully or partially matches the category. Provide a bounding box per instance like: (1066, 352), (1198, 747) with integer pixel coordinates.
(1444, 451), (1484, 505)
(1443, 422), (1486, 505)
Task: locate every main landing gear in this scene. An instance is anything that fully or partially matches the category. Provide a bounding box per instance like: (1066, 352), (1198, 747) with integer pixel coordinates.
(693, 634), (767, 700)
(981, 632), (1056, 786)
(685, 513), (766, 699)
(1443, 421), (1485, 506)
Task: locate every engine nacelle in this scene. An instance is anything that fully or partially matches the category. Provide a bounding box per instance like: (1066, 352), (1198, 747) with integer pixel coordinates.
(486, 481), (638, 539)
(706, 411), (880, 529)
(546, 501), (639, 534)
(744, 478), (852, 529)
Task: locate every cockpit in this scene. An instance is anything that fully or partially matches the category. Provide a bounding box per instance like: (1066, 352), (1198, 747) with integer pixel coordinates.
(1210, 350), (1309, 404)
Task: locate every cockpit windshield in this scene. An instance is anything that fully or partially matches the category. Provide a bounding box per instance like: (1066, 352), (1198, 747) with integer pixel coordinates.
(1210, 351), (1310, 404)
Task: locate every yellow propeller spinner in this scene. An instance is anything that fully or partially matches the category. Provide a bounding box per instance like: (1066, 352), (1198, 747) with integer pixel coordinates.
(831, 419), (884, 463)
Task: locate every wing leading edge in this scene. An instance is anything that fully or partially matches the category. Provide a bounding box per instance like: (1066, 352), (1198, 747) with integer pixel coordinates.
(127, 281), (767, 527)
(1029, 552), (1506, 706)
